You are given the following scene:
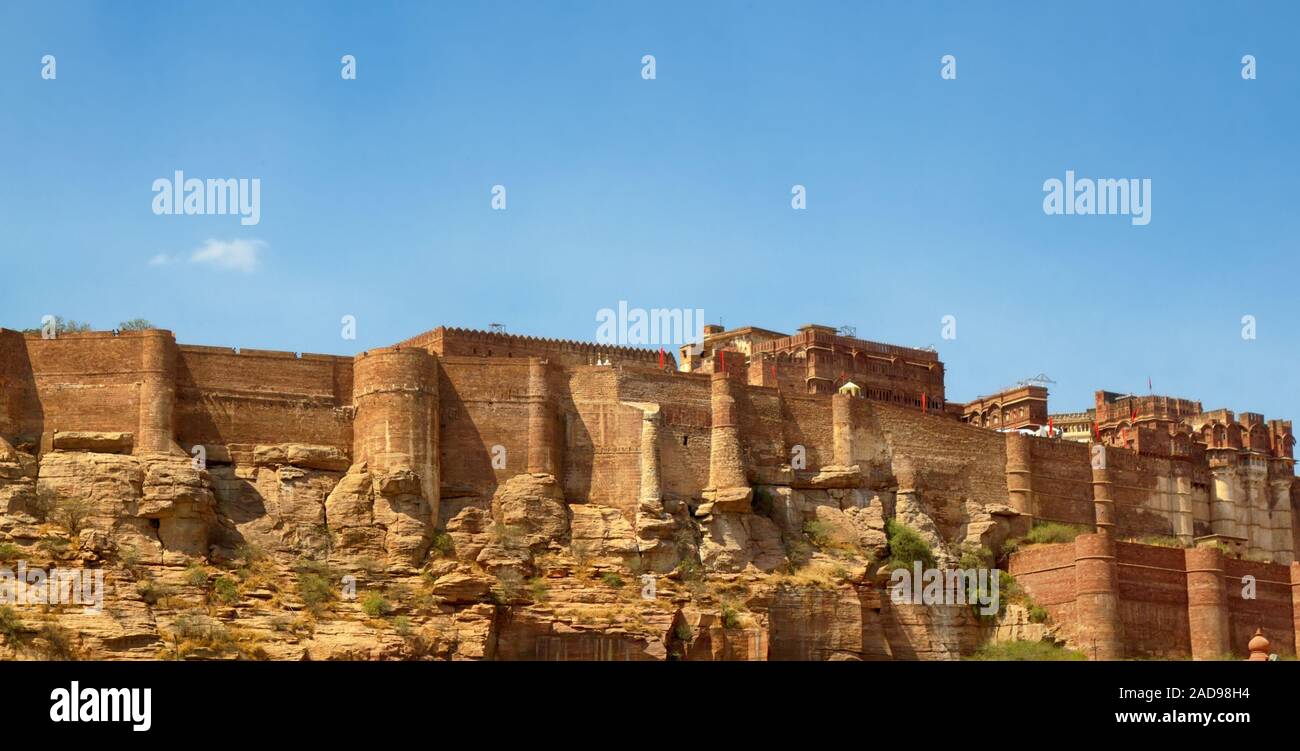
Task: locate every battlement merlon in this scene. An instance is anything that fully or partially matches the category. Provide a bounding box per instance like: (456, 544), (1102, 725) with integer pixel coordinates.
(395, 326), (672, 368)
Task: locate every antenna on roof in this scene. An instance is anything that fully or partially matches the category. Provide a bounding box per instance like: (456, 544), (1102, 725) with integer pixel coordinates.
(837, 325), (857, 338)
(488, 323), (506, 334)
(1016, 373), (1056, 388)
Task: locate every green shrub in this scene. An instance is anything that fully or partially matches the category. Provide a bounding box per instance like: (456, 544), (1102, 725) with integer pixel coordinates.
(1023, 522), (1088, 546)
(966, 640), (1085, 661)
(957, 541), (993, 570)
(492, 569), (525, 603)
(36, 623), (79, 660)
(803, 520), (833, 549)
(212, 576), (240, 605)
(361, 591), (391, 617)
(528, 578), (550, 602)
(429, 531), (455, 558)
(137, 579), (176, 606)
(297, 572), (335, 612)
(600, 572), (625, 589)
(674, 620), (693, 642)
(50, 495), (94, 536)
(885, 518), (936, 570)
(20, 316), (92, 335)
(1136, 535), (1185, 549)
(392, 615), (413, 637)
(720, 604), (743, 629)
(235, 543), (265, 569)
(0, 606), (24, 644)
(119, 544), (141, 569)
(0, 543), (20, 562)
(38, 536), (69, 555)
(185, 564), (209, 588)
(782, 535), (814, 571)
(1028, 605), (1049, 624)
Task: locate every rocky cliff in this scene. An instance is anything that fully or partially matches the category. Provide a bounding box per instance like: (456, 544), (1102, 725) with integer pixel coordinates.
(0, 434), (1033, 661)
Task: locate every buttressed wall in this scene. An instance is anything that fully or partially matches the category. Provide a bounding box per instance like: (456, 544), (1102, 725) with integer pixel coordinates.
(1, 323), (1297, 660)
(2, 326), (1295, 563)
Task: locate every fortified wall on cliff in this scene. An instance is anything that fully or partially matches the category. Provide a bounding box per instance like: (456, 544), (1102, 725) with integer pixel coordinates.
(1, 321), (1298, 660)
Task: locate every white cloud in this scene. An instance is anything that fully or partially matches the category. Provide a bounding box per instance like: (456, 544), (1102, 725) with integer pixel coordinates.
(147, 253), (172, 266)
(190, 238), (264, 273)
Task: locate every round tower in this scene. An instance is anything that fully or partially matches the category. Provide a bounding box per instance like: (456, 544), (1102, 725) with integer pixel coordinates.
(526, 357), (557, 475)
(1074, 532), (1123, 660)
(1185, 546), (1230, 660)
(707, 371), (748, 492)
(1091, 463), (1116, 537)
(353, 347), (439, 515)
(831, 393), (854, 467)
(1005, 433), (1034, 517)
(1291, 561), (1300, 657)
(137, 330), (178, 454)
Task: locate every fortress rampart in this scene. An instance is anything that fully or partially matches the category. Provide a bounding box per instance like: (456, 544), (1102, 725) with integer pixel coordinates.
(2, 321), (1297, 658)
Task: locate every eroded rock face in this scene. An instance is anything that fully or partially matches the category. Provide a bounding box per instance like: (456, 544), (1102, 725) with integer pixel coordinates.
(698, 512), (784, 573)
(212, 450), (342, 559)
(492, 473), (569, 549)
(894, 491), (957, 568)
(138, 454), (218, 557)
(37, 451), (144, 530)
(765, 486), (891, 562)
(0, 434), (1030, 662)
(323, 463), (434, 571)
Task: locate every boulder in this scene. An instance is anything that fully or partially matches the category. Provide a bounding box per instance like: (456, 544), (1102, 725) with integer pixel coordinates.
(51, 431), (134, 454)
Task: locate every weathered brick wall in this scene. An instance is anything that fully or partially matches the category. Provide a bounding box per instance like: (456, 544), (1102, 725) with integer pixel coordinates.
(1224, 558), (1295, 656)
(175, 345), (353, 451)
(1108, 450), (1178, 536)
(780, 394), (834, 471)
(438, 357), (531, 501)
(1007, 541), (1079, 630)
(861, 402), (1009, 531)
(734, 385), (789, 472)
(22, 332), (149, 449)
(0, 329), (41, 443)
(1011, 540), (1297, 658)
(1025, 438), (1094, 525)
(1114, 542), (1191, 657)
(565, 366), (640, 513)
(615, 368), (711, 500)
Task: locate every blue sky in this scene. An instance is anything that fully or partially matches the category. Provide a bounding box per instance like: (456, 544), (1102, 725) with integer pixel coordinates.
(1, 1), (1296, 418)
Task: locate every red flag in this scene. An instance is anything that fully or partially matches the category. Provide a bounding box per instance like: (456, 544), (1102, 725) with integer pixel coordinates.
(658, 348), (664, 368)
(922, 393), (927, 413)
(1048, 417), (1054, 435)
(1093, 421), (1100, 440)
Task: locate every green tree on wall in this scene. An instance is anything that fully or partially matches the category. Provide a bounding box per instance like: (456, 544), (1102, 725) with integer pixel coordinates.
(19, 316), (93, 335)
